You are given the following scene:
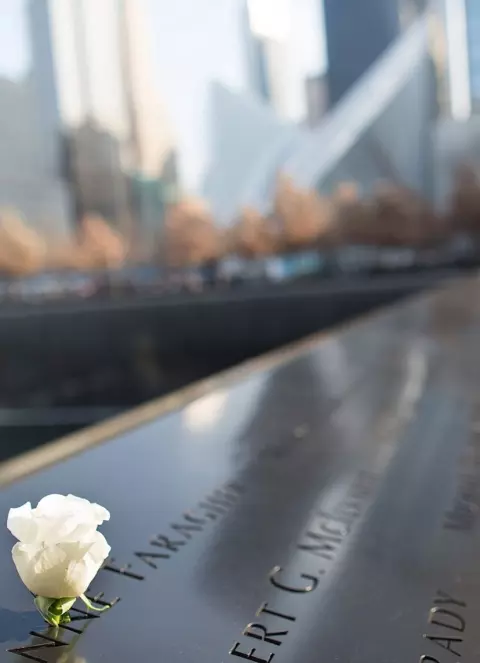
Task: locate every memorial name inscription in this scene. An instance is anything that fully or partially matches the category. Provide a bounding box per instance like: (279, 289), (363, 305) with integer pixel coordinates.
(6, 277), (480, 663)
(105, 480), (243, 577)
(417, 406), (480, 663)
(7, 480), (243, 661)
(420, 590), (467, 663)
(443, 416), (480, 533)
(7, 592), (120, 663)
(228, 470), (377, 663)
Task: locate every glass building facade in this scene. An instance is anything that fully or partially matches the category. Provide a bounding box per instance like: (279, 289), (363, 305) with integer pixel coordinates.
(323, 0), (401, 105)
(465, 0), (480, 109)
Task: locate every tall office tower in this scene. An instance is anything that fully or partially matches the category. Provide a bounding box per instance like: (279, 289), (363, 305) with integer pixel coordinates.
(244, 0), (325, 123)
(244, 0), (305, 120)
(323, 0), (401, 106)
(305, 73), (329, 127)
(464, 0), (480, 112)
(242, 0), (272, 103)
(441, 0), (480, 117)
(439, 0), (472, 119)
(243, 0), (290, 115)
(119, 0), (178, 244)
(30, 0), (176, 239)
(35, 0), (132, 233)
(28, 0), (62, 181)
(0, 0), (73, 239)
(47, 1), (131, 142)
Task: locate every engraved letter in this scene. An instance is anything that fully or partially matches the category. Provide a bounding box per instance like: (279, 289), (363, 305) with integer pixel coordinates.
(444, 502), (474, 531)
(434, 590), (466, 608)
(243, 623), (288, 646)
(84, 591), (120, 608)
(429, 608), (466, 632)
(69, 606), (100, 622)
(230, 642), (274, 662)
(170, 521), (203, 540)
(134, 550), (169, 569)
(297, 528), (340, 560)
(183, 511), (209, 525)
(424, 634), (463, 657)
(269, 566), (318, 593)
(8, 631), (68, 663)
(102, 558), (145, 580)
(198, 486), (239, 517)
(225, 481), (244, 495)
(316, 510), (352, 529)
(256, 602), (296, 622)
(317, 519), (350, 538)
(150, 534), (186, 553)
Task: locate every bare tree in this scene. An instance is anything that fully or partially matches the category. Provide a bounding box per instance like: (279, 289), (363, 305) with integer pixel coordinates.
(0, 209), (46, 277)
(229, 207), (281, 258)
(274, 173), (334, 250)
(163, 198), (222, 267)
(448, 163), (480, 239)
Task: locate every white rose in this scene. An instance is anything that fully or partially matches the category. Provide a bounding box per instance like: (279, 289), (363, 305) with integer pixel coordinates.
(7, 494), (110, 599)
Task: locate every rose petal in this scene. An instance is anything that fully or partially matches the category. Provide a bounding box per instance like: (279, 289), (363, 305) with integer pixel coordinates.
(35, 494), (68, 514)
(66, 495), (110, 525)
(7, 503), (38, 544)
(12, 539), (109, 599)
(36, 516), (92, 547)
(12, 542), (73, 598)
(9, 494), (111, 598)
(88, 531), (111, 565)
(36, 494), (109, 527)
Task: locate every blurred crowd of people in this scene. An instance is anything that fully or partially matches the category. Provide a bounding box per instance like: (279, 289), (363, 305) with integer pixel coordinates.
(2, 165), (480, 279)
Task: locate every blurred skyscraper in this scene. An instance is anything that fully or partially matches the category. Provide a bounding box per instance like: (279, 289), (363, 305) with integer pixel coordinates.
(28, 0), (177, 240)
(440, 0), (472, 120)
(120, 0), (179, 245)
(442, 0), (480, 117)
(323, 0), (401, 105)
(243, 0), (325, 122)
(305, 73), (329, 127)
(28, 0), (62, 183)
(120, 0), (177, 181)
(242, 1), (271, 103)
(0, 0), (72, 239)
(464, 0), (480, 112)
(243, 0), (291, 118)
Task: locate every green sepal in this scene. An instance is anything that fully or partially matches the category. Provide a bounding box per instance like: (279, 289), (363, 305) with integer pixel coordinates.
(34, 596), (76, 626)
(79, 594), (111, 613)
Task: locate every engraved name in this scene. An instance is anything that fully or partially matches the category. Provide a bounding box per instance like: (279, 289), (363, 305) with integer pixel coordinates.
(104, 480), (243, 578)
(7, 479), (243, 661)
(228, 470), (376, 662)
(444, 421), (480, 532)
(420, 589), (467, 663)
(7, 592), (119, 663)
